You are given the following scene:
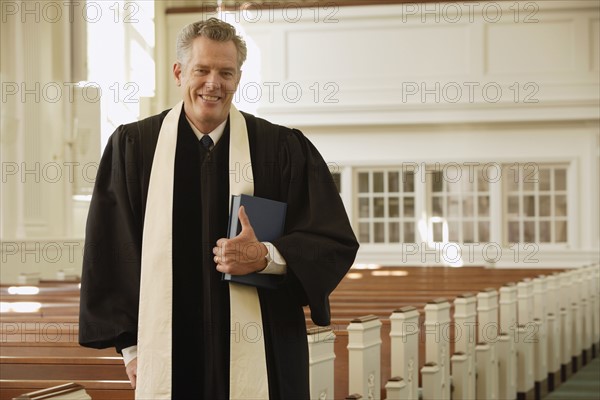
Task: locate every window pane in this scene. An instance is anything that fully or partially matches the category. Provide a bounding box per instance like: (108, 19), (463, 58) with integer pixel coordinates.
(523, 166), (536, 191)
(478, 196), (490, 216)
(506, 167), (519, 192)
(358, 172), (369, 193)
(404, 222), (415, 243)
(555, 221), (567, 243)
(389, 222), (400, 243)
(508, 196), (520, 215)
(373, 172), (384, 193)
(433, 222), (443, 242)
(463, 221), (475, 243)
(374, 222), (385, 243)
(403, 172), (415, 192)
(447, 179), (461, 194)
(389, 197), (399, 218)
(403, 197), (415, 217)
(461, 178), (474, 193)
(448, 221), (460, 242)
(556, 195), (567, 216)
(479, 221), (490, 242)
(432, 196), (444, 217)
(447, 196), (461, 218)
(359, 198), (370, 218)
(462, 196), (474, 217)
(478, 169), (489, 192)
(539, 169), (551, 191)
(539, 195), (551, 217)
(539, 221), (551, 243)
(388, 172), (399, 193)
(508, 221), (520, 243)
(359, 222), (370, 243)
(555, 169), (567, 190)
(524, 195), (536, 217)
(432, 171), (444, 192)
(374, 197), (385, 218)
(524, 221), (536, 242)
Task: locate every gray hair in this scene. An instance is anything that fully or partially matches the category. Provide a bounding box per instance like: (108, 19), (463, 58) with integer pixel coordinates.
(176, 18), (247, 70)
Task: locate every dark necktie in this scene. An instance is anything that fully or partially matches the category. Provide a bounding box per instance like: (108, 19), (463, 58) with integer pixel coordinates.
(200, 135), (213, 151)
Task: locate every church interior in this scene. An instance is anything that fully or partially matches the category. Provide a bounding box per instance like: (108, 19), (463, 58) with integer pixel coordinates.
(1, 0), (599, 399)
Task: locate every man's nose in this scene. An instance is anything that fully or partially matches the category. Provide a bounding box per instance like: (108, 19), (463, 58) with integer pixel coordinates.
(204, 73), (223, 89)
(204, 81), (220, 90)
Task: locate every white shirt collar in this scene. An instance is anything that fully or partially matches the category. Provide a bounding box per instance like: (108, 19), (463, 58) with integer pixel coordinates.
(185, 114), (228, 146)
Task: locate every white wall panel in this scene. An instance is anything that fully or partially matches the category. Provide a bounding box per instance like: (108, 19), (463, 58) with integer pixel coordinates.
(286, 24), (472, 81)
(485, 20), (575, 75)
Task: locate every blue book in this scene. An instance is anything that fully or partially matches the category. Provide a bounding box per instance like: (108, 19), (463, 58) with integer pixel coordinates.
(222, 194), (287, 289)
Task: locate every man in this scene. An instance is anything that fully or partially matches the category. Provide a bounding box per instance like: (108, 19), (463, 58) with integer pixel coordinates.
(79, 18), (358, 399)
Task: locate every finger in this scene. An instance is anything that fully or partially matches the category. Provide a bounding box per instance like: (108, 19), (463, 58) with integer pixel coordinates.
(238, 206), (253, 233)
(216, 238), (227, 247)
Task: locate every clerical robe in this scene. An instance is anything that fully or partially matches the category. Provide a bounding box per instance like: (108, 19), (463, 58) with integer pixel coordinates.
(78, 107), (359, 399)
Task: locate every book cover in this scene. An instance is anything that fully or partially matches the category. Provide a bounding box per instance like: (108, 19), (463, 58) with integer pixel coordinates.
(222, 194), (287, 289)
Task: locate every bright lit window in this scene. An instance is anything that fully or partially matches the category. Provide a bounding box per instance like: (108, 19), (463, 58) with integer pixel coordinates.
(505, 164), (568, 244)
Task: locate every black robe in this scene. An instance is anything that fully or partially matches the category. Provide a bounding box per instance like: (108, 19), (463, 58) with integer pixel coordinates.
(78, 108), (359, 399)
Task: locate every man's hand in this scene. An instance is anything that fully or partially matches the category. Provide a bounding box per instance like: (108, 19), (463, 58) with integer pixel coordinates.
(125, 358), (137, 389)
(214, 206), (268, 275)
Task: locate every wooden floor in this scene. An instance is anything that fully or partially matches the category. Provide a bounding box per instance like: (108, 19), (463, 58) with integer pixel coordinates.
(2, 265), (594, 400)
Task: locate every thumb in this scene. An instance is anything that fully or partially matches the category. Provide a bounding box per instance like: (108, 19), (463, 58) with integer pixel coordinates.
(238, 206), (254, 233)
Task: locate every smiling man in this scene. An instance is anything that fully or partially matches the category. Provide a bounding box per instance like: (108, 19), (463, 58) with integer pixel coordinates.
(79, 18), (358, 399)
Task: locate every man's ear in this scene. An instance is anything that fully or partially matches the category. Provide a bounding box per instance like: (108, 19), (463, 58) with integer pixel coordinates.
(173, 62), (183, 86)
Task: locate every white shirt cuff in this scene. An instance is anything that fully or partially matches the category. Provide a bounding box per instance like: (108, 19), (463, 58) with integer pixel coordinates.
(122, 345), (137, 366)
(259, 242), (287, 275)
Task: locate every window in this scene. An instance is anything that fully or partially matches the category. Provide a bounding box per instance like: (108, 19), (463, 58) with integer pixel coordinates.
(429, 165), (491, 243)
(356, 169), (417, 244)
(505, 163), (568, 244)
(354, 162), (569, 246)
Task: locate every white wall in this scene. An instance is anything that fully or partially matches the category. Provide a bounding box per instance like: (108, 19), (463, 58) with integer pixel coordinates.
(161, 1), (599, 267)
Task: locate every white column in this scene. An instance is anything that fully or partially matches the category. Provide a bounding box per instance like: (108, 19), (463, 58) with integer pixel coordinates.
(581, 267), (593, 357)
(384, 377), (407, 400)
(308, 326), (336, 400)
(559, 271), (573, 377)
(476, 289), (499, 400)
(420, 363), (442, 400)
(545, 274), (562, 386)
(423, 299), (451, 400)
(496, 334), (513, 400)
(591, 265), (600, 353)
(453, 294), (477, 400)
(450, 353), (468, 400)
(515, 325), (534, 397)
(532, 277), (548, 392)
(347, 315), (382, 400)
(475, 343), (493, 400)
(516, 280), (535, 397)
(571, 270), (583, 369)
(517, 279), (534, 327)
(389, 306), (419, 400)
(499, 284), (517, 400)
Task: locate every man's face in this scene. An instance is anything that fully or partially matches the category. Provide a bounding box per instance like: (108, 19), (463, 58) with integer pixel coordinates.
(173, 36), (241, 133)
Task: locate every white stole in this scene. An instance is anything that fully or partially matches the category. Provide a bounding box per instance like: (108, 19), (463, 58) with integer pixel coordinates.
(137, 101), (269, 399)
